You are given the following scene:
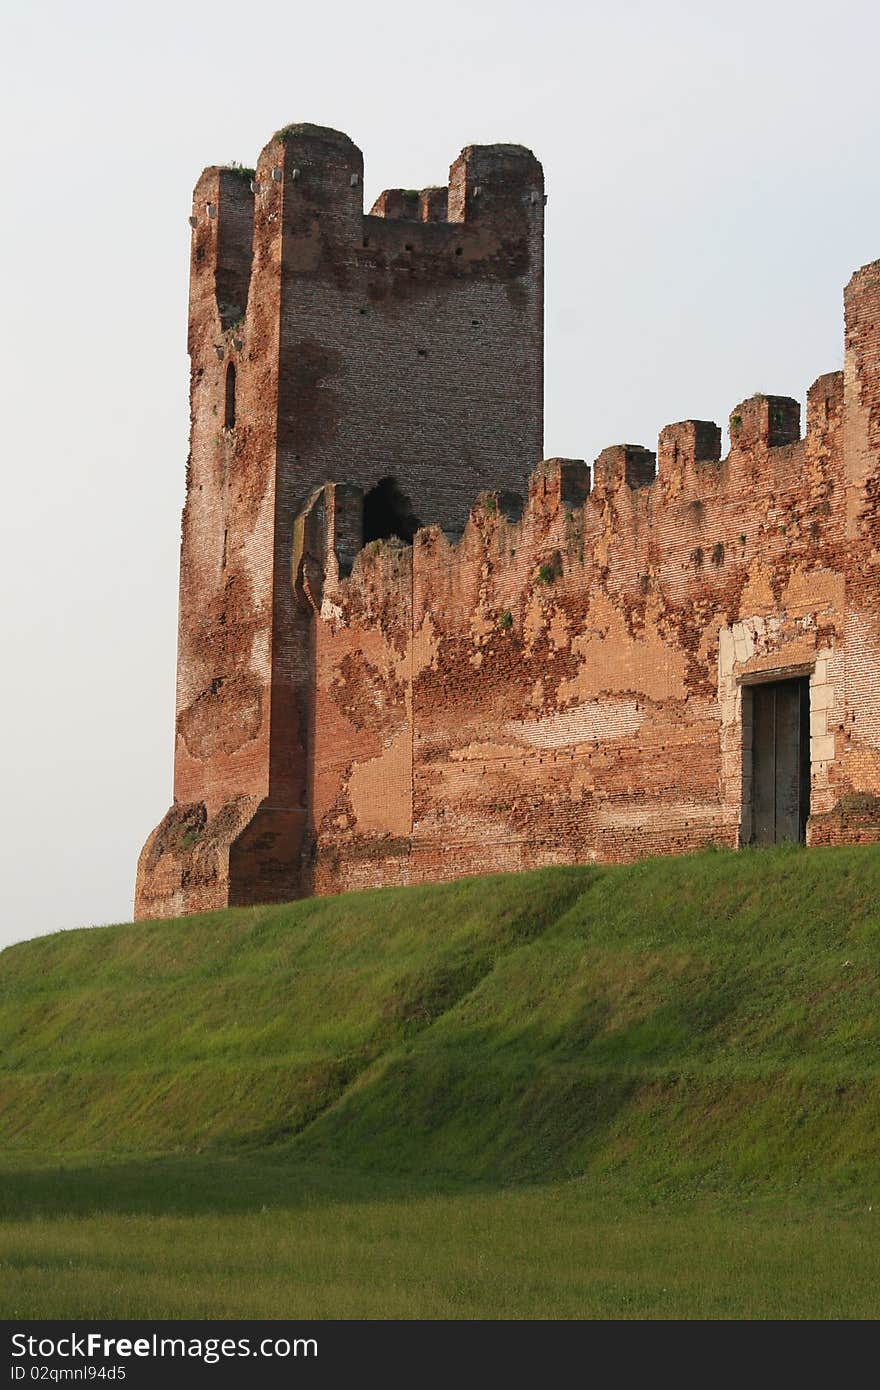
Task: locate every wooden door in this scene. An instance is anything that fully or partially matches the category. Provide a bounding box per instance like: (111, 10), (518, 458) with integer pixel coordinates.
(751, 678), (810, 845)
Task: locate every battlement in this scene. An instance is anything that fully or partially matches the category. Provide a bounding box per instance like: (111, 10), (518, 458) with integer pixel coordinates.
(135, 129), (880, 922)
(295, 372), (849, 589)
(212, 369), (846, 584)
(188, 166), (254, 335)
(181, 123), (544, 549)
(187, 127), (544, 348)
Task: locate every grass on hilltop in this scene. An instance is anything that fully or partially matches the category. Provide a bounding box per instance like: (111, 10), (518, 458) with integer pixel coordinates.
(1, 844), (879, 1318)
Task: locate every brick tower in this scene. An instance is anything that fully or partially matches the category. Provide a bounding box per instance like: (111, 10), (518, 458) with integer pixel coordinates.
(136, 123), (545, 917)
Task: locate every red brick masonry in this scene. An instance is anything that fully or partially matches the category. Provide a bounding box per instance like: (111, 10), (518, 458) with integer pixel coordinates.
(135, 123), (880, 917)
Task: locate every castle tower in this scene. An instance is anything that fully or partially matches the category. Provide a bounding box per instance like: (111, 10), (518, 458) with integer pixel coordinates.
(136, 124), (545, 917)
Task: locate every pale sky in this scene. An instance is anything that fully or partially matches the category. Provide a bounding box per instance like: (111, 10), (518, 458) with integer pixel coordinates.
(2, 0), (879, 949)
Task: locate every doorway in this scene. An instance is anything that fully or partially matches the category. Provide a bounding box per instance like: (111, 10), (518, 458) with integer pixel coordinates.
(749, 677), (810, 845)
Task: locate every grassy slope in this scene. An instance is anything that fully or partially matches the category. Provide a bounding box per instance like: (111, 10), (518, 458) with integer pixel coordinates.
(2, 844), (880, 1317)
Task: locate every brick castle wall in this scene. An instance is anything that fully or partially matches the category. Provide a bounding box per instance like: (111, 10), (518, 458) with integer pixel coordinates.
(135, 125), (880, 918)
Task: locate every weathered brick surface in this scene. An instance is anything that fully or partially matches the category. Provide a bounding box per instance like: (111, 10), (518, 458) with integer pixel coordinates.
(136, 124), (880, 918)
(136, 125), (543, 917)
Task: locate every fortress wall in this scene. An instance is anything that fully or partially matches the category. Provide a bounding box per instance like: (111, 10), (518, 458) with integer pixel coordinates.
(309, 513), (414, 895)
(137, 126), (545, 917)
(134, 118), (880, 918)
(263, 126), (543, 902)
(304, 365), (880, 894)
(835, 262), (880, 823)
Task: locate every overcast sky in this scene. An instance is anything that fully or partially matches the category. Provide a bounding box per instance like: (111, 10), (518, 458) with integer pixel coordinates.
(2, 0), (879, 950)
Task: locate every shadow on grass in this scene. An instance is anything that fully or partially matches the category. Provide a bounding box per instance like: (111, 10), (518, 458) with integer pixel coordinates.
(0, 1152), (432, 1219)
(0, 1067), (644, 1220)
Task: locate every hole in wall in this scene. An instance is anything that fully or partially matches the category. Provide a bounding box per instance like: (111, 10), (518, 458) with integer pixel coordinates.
(363, 476), (421, 545)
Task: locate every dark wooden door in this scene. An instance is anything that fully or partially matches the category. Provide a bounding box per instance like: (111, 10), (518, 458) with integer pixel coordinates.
(751, 678), (810, 845)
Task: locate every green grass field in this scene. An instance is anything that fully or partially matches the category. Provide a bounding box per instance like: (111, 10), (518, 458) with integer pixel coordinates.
(2, 845), (880, 1318)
